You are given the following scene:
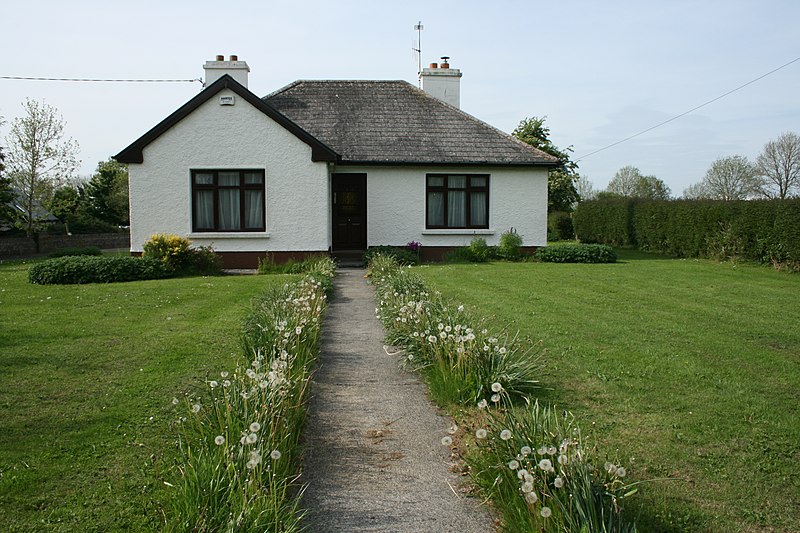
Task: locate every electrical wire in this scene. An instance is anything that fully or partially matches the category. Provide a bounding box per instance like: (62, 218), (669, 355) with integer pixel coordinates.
(0, 76), (202, 83)
(575, 55), (800, 162)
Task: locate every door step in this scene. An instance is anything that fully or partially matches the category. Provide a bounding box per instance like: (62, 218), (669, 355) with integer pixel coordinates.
(331, 250), (365, 268)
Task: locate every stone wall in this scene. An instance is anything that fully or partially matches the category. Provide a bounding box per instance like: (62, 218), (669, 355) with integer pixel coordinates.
(0, 233), (130, 259)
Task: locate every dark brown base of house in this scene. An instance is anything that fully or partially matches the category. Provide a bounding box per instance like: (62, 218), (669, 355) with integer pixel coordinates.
(419, 246), (539, 262)
(131, 246), (540, 270)
(131, 250), (328, 269)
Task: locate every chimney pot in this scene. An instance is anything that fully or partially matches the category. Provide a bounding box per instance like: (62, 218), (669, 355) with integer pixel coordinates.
(215, 55), (224, 61)
(203, 56), (250, 88)
(440, 56), (450, 68)
(429, 62), (438, 69)
(419, 56), (462, 108)
(230, 54), (238, 61)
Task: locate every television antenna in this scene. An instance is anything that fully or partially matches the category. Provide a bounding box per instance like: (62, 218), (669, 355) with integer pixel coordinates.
(412, 21), (423, 85)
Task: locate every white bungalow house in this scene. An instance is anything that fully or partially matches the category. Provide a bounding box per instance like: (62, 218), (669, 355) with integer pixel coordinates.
(114, 55), (558, 267)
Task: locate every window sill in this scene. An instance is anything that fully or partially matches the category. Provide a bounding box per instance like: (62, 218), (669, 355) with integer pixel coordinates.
(188, 232), (270, 239)
(421, 229), (495, 235)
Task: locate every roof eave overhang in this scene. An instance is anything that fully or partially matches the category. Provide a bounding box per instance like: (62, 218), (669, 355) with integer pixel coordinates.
(114, 75), (338, 164)
(336, 159), (560, 168)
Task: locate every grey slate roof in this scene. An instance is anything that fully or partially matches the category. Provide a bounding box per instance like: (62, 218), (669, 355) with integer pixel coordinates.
(264, 80), (559, 167)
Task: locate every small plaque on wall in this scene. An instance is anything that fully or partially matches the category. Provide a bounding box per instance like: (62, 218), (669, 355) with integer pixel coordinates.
(219, 95), (235, 106)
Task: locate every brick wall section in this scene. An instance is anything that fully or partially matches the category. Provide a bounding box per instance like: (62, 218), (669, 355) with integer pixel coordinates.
(0, 233), (131, 259)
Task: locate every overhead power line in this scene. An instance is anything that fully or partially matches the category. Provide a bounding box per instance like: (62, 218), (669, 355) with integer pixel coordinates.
(575, 55), (800, 162)
(0, 76), (202, 83)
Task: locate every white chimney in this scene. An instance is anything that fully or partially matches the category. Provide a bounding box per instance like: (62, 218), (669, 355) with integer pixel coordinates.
(419, 56), (462, 108)
(203, 54), (250, 88)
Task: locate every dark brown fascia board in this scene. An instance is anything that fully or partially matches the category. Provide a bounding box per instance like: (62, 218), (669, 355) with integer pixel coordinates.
(337, 159), (561, 168)
(114, 75), (339, 164)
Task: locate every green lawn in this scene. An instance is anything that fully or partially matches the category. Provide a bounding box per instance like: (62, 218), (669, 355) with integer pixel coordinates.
(0, 260), (291, 531)
(418, 251), (799, 533)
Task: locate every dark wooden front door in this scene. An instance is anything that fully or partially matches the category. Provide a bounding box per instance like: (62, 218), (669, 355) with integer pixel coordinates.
(332, 173), (367, 251)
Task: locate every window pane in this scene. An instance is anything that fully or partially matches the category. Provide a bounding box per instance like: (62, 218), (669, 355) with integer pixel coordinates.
(244, 172), (263, 185)
(470, 191), (487, 226)
(218, 171), (239, 186)
(244, 190), (264, 229)
(448, 190), (466, 227)
(449, 175), (466, 188)
(428, 191), (444, 226)
(218, 189), (241, 230)
(195, 190), (214, 229)
(194, 173), (213, 185)
(428, 176), (445, 187)
(470, 176), (487, 188)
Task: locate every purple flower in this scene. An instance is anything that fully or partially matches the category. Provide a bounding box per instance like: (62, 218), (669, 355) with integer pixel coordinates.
(406, 240), (421, 252)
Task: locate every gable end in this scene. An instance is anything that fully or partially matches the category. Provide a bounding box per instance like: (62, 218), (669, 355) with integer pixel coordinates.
(114, 75), (338, 164)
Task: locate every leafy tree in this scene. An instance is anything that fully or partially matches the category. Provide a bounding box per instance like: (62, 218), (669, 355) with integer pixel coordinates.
(513, 116), (579, 212)
(756, 132), (800, 199)
(5, 99), (79, 248)
(682, 182), (709, 200)
(575, 174), (596, 203)
(48, 183), (82, 234)
(83, 158), (129, 226)
(606, 165), (671, 200)
(685, 155), (759, 200)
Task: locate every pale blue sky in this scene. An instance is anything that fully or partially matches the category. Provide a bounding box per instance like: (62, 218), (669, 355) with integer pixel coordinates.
(1, 0), (797, 195)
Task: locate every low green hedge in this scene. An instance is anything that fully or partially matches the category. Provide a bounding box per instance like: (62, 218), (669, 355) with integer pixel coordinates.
(362, 245), (420, 265)
(535, 244), (617, 264)
(29, 256), (171, 284)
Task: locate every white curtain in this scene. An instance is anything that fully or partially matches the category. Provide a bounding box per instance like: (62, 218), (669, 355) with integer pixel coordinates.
(470, 191), (487, 226)
(448, 190), (466, 227)
(244, 190), (263, 229)
(428, 192), (444, 226)
(195, 191), (214, 229)
(218, 189), (240, 230)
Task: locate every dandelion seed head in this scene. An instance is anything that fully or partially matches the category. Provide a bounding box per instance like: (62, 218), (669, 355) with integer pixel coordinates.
(475, 428), (488, 439)
(538, 446), (549, 456)
(617, 467), (627, 478)
(521, 481), (534, 493)
(214, 435), (225, 446)
(171, 397), (179, 405)
(500, 429), (513, 441)
(558, 454), (568, 465)
(538, 459), (553, 471)
(525, 491), (538, 503)
(191, 403), (201, 413)
(491, 382), (503, 392)
(554, 476), (564, 488)
(246, 433), (258, 444)
(508, 460), (519, 470)
(270, 449), (282, 460)
(441, 436), (453, 446)
(540, 506), (552, 518)
(223, 380), (231, 387)
(521, 446), (532, 456)
(209, 380), (218, 388)
(491, 394), (500, 403)
(548, 446), (557, 455)
(249, 422), (261, 433)
(477, 399), (488, 409)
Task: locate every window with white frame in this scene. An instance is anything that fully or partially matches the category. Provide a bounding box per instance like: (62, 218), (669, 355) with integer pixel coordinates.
(191, 169), (265, 232)
(426, 174), (489, 229)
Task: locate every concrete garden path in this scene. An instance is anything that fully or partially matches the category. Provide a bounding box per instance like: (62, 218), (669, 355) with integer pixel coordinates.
(302, 269), (494, 532)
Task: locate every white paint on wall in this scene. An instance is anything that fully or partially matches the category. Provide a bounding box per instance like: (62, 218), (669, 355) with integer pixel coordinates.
(334, 165), (548, 248)
(127, 88), (329, 253)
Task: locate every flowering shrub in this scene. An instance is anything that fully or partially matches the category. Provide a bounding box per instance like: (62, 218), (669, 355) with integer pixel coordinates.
(362, 245), (420, 266)
(498, 230), (524, 261)
(369, 254), (542, 405)
(143, 233), (222, 275)
(167, 258), (335, 531)
(467, 401), (637, 532)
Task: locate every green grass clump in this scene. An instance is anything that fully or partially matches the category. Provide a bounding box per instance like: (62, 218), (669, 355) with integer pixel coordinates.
(362, 245), (420, 266)
(468, 401), (636, 532)
(369, 254), (542, 405)
(166, 267), (333, 531)
(419, 251), (800, 531)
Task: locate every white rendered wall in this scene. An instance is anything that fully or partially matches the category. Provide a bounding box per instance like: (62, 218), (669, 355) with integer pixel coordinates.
(334, 165), (548, 248)
(128, 88), (329, 253)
